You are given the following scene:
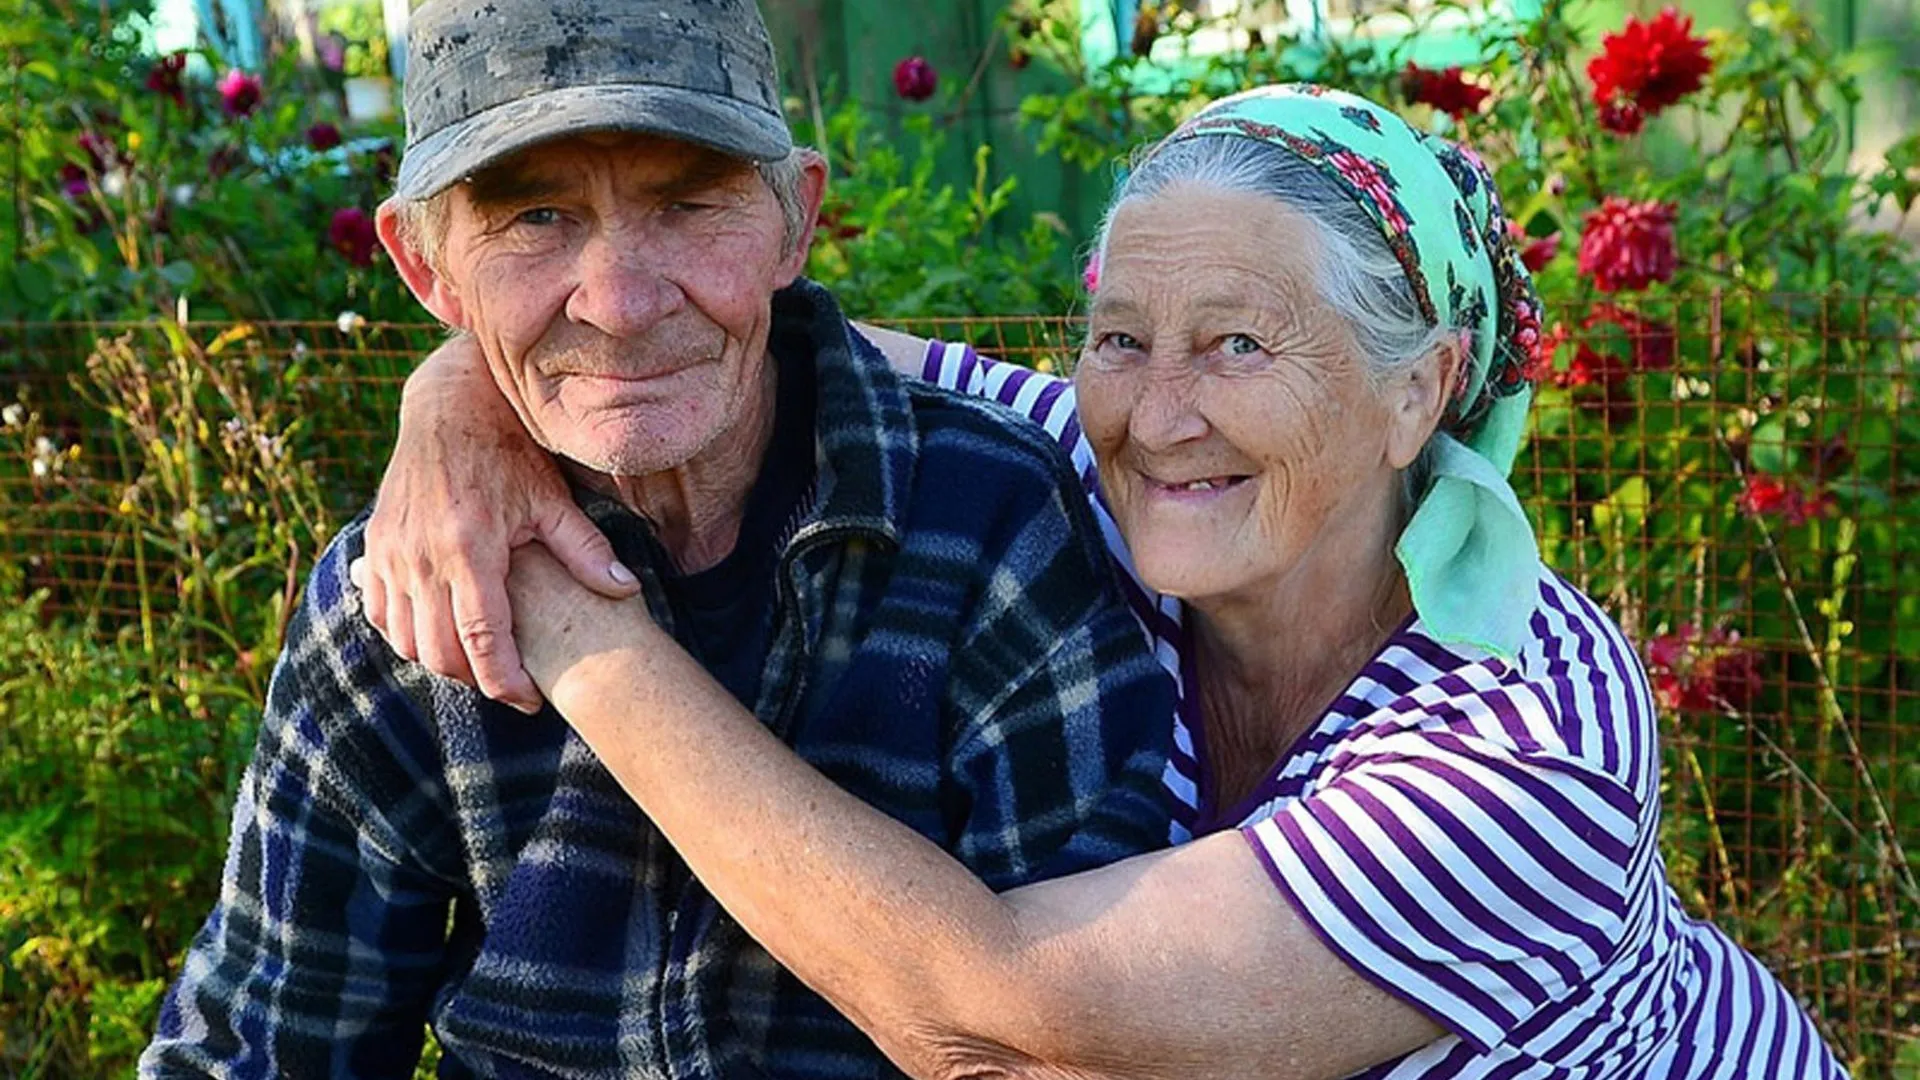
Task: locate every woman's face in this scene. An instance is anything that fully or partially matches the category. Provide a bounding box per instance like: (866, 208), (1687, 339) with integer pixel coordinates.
(1075, 184), (1436, 607)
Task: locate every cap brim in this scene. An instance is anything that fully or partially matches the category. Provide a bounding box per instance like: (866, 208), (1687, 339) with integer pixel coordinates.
(395, 82), (792, 200)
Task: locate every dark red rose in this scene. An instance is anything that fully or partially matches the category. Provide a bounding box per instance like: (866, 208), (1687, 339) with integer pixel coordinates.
(77, 130), (117, 171)
(368, 140), (397, 185)
(1707, 646), (1763, 710)
(892, 56), (938, 102)
(146, 52), (188, 107)
(1507, 221), (1562, 273)
(1578, 197), (1677, 293)
(328, 207), (379, 267)
(306, 122), (342, 152)
(57, 163), (90, 199)
(208, 143), (244, 178)
(216, 69), (263, 118)
(1402, 63), (1491, 119)
(1588, 7), (1712, 133)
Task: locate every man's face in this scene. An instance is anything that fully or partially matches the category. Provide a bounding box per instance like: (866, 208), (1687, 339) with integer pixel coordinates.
(388, 133), (819, 478)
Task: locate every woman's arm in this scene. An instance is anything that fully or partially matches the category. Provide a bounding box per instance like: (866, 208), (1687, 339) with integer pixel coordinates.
(507, 548), (1443, 1080)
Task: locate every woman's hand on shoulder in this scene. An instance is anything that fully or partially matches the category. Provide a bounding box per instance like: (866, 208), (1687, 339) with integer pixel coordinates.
(351, 333), (640, 712)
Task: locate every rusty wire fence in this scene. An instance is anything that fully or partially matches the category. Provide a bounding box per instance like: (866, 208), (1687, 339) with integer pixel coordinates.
(1, 296), (1917, 1075)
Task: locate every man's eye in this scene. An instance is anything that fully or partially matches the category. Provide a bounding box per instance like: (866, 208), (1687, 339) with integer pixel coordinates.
(1222, 333), (1263, 356)
(514, 207), (561, 227)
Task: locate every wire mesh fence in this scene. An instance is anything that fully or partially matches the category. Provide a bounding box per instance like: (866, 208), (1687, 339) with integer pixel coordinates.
(1, 295), (1916, 1075)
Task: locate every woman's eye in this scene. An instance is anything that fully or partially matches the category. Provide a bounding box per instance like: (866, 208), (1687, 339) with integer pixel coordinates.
(1222, 333), (1263, 356)
(1099, 331), (1144, 352)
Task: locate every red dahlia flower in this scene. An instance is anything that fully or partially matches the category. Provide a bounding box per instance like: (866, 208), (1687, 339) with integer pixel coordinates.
(1646, 624), (1762, 713)
(1578, 197), (1677, 293)
(1402, 64), (1491, 119)
(328, 207), (379, 267)
(146, 51), (188, 107)
(217, 69), (263, 118)
(307, 122), (342, 151)
(1587, 7), (1712, 133)
(1585, 303), (1675, 371)
(1506, 221), (1562, 273)
(892, 57), (938, 102)
(1596, 99), (1645, 136)
(1738, 473), (1833, 526)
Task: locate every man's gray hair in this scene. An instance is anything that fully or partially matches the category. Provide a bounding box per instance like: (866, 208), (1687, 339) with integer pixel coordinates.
(1093, 134), (1458, 509)
(394, 147), (815, 273)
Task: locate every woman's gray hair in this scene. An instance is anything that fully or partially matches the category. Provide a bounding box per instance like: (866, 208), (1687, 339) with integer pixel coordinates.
(1093, 134), (1460, 510)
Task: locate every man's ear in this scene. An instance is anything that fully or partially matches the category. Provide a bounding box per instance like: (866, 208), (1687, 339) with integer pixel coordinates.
(376, 197), (467, 328)
(771, 150), (830, 287)
(1385, 335), (1465, 470)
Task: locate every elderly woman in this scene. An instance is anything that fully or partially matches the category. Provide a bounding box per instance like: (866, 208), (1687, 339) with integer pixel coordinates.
(358, 87), (1843, 1078)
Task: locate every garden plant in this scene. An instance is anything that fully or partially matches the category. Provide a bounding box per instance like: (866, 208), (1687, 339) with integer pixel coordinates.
(2, 0), (1918, 1074)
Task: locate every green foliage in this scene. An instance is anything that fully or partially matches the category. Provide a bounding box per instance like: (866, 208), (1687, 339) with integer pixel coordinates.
(0, 0), (410, 323)
(797, 103), (1074, 317)
(3, 0), (1919, 1074)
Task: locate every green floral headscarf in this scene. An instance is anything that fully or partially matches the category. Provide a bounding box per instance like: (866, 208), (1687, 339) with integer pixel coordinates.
(1152, 84), (1547, 659)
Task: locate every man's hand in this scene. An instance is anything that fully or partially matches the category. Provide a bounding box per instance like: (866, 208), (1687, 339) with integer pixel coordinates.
(353, 334), (640, 713)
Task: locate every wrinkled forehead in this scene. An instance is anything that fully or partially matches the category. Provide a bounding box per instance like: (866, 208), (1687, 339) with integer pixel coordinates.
(461, 131), (760, 206)
(1093, 187), (1330, 320)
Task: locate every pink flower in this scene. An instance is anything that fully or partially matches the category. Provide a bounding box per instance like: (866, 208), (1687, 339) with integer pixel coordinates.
(1577, 197), (1677, 293)
(306, 122), (342, 151)
(1588, 7), (1713, 131)
(217, 69), (263, 118)
(1082, 255), (1101, 293)
(1402, 64), (1492, 119)
(328, 207), (379, 267)
(892, 57), (938, 102)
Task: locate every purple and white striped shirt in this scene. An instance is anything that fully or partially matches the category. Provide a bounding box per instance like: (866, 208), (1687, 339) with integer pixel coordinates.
(914, 339), (1846, 1079)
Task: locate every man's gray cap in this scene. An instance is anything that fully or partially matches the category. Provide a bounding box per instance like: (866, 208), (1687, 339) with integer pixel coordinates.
(395, 0), (792, 200)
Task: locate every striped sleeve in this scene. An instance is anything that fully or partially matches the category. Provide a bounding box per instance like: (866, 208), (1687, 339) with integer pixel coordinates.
(1243, 723), (1638, 1053)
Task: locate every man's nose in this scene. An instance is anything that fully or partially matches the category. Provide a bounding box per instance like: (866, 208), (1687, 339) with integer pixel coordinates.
(565, 233), (684, 337)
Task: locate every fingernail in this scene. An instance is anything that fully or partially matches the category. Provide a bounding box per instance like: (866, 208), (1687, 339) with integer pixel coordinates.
(608, 562), (637, 586)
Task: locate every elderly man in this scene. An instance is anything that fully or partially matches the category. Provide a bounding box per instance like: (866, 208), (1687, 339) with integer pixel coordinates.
(138, 0), (1174, 1076)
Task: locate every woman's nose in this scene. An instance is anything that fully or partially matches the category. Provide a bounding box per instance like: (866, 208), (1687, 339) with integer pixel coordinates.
(1127, 368), (1210, 450)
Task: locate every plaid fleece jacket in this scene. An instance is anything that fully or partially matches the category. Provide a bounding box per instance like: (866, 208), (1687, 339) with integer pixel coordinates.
(141, 281), (1176, 1080)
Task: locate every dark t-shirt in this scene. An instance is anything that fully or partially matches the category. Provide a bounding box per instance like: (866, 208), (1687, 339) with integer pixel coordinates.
(661, 335), (817, 708)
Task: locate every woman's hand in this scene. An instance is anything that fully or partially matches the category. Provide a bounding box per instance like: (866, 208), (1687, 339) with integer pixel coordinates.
(503, 544), (661, 704)
(352, 334), (640, 713)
